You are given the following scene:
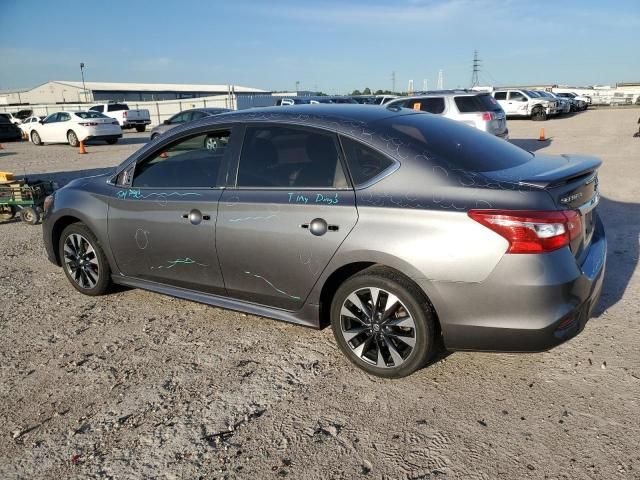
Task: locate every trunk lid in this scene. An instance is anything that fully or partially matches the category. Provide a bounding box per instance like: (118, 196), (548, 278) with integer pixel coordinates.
(484, 153), (601, 258)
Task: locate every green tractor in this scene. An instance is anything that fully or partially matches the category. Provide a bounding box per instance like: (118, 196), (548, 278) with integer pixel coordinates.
(0, 173), (56, 225)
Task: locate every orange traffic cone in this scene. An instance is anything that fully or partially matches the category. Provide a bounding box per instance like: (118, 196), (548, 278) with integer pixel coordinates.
(538, 128), (546, 141)
(0, 143), (4, 150)
(78, 141), (87, 154)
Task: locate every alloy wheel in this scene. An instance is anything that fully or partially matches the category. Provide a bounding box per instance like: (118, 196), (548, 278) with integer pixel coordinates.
(63, 233), (99, 289)
(339, 287), (417, 368)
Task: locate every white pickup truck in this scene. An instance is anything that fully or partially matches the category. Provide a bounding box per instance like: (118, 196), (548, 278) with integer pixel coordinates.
(492, 89), (556, 121)
(89, 103), (151, 132)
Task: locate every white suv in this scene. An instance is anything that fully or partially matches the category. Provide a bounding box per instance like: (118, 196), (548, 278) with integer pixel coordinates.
(492, 89), (556, 121)
(385, 91), (508, 138)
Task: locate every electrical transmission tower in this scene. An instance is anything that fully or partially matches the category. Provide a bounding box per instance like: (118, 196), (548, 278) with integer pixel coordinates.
(471, 50), (481, 87)
(391, 71), (396, 92)
(407, 79), (414, 95)
(423, 79), (428, 91)
(436, 69), (443, 89)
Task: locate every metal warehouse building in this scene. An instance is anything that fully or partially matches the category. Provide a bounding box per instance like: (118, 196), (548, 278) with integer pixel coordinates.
(0, 81), (268, 105)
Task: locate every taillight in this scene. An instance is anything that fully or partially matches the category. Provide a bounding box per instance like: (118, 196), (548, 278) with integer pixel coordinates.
(468, 210), (582, 254)
(123, 111), (128, 117)
(112, 120), (119, 125)
(481, 112), (494, 121)
(79, 122), (98, 126)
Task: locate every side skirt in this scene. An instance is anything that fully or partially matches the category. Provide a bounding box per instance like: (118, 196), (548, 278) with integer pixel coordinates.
(112, 275), (320, 328)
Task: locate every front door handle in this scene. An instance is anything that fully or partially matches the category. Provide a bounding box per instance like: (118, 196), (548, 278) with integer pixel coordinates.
(182, 209), (209, 225)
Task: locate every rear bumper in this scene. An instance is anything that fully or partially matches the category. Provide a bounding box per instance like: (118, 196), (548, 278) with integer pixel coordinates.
(123, 120), (151, 127)
(86, 133), (122, 141)
(422, 216), (606, 352)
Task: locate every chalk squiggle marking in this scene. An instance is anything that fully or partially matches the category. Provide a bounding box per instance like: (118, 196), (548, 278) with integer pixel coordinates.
(229, 214), (278, 223)
(151, 257), (209, 270)
(244, 271), (301, 300)
(135, 228), (150, 250)
(117, 189), (202, 201)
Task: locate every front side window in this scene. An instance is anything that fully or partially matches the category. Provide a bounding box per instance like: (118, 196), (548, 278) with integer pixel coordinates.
(340, 136), (395, 186)
(169, 112), (190, 124)
(90, 105), (104, 113)
(237, 126), (347, 188)
(43, 113), (59, 123)
(58, 113), (71, 122)
(131, 130), (231, 189)
(509, 91), (526, 101)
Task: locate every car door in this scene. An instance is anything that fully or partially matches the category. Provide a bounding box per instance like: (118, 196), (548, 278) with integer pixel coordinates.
(107, 126), (238, 294)
(507, 90), (528, 115)
(54, 112), (72, 142)
(38, 113), (59, 142)
(216, 124), (358, 311)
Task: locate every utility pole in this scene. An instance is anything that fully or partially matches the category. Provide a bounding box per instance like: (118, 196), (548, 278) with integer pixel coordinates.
(80, 62), (87, 103)
(391, 71), (396, 93)
(471, 50), (481, 88)
(437, 69), (444, 89)
(295, 80), (300, 93)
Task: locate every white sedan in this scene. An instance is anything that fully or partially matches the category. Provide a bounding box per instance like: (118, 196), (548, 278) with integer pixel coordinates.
(19, 116), (45, 137)
(30, 111), (122, 147)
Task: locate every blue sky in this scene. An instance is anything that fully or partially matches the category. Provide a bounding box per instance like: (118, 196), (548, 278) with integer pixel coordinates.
(0, 0), (638, 93)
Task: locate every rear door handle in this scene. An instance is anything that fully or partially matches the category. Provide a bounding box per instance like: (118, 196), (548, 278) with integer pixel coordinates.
(300, 218), (339, 236)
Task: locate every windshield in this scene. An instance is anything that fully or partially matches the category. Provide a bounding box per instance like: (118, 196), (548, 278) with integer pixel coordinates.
(388, 113), (533, 173)
(526, 90), (541, 98)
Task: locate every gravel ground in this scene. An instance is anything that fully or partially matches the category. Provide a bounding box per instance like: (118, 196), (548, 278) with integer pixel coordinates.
(0, 110), (639, 480)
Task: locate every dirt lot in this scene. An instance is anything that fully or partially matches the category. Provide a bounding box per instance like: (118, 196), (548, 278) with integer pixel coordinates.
(1, 110), (639, 480)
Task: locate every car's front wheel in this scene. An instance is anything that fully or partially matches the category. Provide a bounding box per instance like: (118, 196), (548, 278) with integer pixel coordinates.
(531, 106), (547, 121)
(330, 267), (435, 378)
(59, 223), (112, 296)
(31, 130), (42, 145)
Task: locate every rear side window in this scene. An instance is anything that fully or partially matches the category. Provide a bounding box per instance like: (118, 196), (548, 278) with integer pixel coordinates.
(454, 95), (502, 112)
(405, 98), (445, 114)
(107, 104), (128, 112)
(340, 136), (395, 186)
(76, 111), (108, 119)
(237, 126), (347, 188)
(131, 130), (231, 188)
(494, 91), (507, 100)
(389, 115), (532, 172)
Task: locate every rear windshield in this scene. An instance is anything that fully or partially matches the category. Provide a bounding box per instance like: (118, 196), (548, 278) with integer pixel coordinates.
(454, 94), (502, 113)
(388, 114), (533, 172)
(76, 111), (109, 119)
(107, 104), (129, 112)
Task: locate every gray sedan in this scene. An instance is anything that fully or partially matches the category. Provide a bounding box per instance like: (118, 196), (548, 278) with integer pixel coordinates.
(150, 107), (230, 140)
(42, 105), (606, 378)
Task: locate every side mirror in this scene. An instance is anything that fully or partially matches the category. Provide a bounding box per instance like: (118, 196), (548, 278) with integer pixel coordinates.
(521, 97), (528, 102)
(163, 120), (170, 125)
(39, 120), (44, 124)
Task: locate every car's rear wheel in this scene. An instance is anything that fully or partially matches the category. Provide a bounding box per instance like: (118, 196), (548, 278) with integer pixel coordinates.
(150, 133), (159, 141)
(136, 126), (146, 132)
(67, 130), (79, 147)
(531, 106), (547, 121)
(106, 138), (118, 145)
(330, 267), (435, 378)
(59, 223), (112, 296)
(31, 130), (42, 145)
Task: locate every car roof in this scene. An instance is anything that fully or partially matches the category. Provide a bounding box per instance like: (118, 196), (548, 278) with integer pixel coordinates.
(389, 91), (489, 101)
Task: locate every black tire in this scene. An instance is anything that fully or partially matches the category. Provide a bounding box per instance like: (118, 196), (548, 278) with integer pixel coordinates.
(0, 205), (16, 221)
(31, 130), (42, 146)
(106, 139), (118, 145)
(59, 223), (112, 296)
(330, 266), (436, 378)
(135, 126), (146, 132)
(531, 106), (547, 121)
(150, 133), (159, 141)
(67, 130), (79, 147)
(19, 206), (40, 225)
